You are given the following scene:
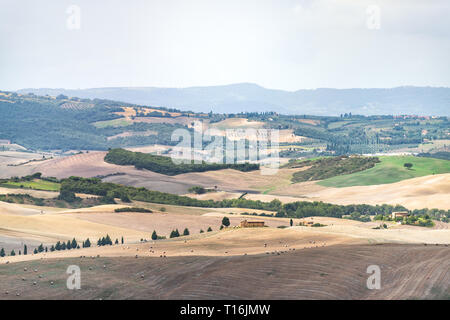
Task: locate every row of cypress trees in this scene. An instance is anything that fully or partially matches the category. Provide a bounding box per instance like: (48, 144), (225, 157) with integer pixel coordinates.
(0, 236), (124, 258)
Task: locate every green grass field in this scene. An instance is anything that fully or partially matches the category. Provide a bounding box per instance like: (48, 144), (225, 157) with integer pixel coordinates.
(317, 156), (450, 188)
(2, 179), (61, 191)
(93, 118), (132, 128)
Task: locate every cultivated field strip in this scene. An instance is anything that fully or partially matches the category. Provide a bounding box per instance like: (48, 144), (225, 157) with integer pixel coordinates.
(0, 244), (447, 299)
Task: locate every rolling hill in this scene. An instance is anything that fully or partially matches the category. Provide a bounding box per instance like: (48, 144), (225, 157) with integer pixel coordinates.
(18, 84), (450, 116)
(318, 156), (450, 187)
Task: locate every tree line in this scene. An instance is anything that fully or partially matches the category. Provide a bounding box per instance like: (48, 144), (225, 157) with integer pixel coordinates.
(104, 148), (260, 175)
(59, 176), (439, 220)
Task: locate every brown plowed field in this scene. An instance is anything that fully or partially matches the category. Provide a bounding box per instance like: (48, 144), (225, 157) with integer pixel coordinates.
(0, 244), (448, 300)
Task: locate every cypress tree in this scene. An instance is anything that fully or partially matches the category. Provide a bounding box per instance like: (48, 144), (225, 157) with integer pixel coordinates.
(170, 230), (180, 238)
(24, 244), (28, 255)
(10, 250), (16, 256)
(183, 228), (190, 236)
(71, 238), (77, 249)
(0, 248), (5, 257)
(151, 230), (157, 240)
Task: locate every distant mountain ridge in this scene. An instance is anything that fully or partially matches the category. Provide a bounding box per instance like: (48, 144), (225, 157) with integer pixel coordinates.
(18, 83), (450, 116)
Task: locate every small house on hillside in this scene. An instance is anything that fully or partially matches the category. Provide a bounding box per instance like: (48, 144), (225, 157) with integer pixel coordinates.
(391, 211), (409, 219)
(240, 220), (264, 228)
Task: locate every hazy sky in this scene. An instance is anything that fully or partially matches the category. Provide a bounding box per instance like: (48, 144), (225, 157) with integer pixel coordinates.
(1, 0), (449, 91)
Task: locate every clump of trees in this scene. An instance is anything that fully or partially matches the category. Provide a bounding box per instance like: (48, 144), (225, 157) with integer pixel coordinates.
(188, 186), (207, 194)
(57, 187), (80, 203)
(104, 148), (260, 176)
(343, 212), (371, 222)
(374, 213), (435, 227)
